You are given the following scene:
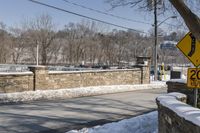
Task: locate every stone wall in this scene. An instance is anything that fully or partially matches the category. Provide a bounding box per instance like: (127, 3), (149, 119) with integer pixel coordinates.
(157, 93), (200, 133)
(48, 69), (142, 90)
(0, 65), (150, 93)
(167, 80), (195, 105)
(30, 66), (149, 90)
(0, 72), (34, 93)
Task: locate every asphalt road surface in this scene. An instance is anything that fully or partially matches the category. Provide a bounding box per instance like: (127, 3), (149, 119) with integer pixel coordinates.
(0, 88), (167, 133)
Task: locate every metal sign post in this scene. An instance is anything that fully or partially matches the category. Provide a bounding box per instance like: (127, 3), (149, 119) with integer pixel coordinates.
(194, 88), (198, 107)
(194, 67), (198, 107)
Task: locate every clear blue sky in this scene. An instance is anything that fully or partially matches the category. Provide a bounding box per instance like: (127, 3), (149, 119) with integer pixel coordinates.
(0, 0), (176, 33)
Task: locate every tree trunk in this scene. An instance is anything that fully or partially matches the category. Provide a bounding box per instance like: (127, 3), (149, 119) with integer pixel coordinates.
(169, 0), (200, 40)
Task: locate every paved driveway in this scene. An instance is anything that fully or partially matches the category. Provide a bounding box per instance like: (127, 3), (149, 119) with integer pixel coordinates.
(0, 88), (166, 133)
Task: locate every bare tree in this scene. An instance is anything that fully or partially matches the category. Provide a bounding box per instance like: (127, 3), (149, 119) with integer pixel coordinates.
(60, 20), (106, 66)
(24, 14), (56, 65)
(9, 27), (29, 64)
(0, 23), (11, 64)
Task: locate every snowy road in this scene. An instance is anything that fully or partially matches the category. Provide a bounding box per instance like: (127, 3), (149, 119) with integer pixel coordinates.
(0, 88), (166, 133)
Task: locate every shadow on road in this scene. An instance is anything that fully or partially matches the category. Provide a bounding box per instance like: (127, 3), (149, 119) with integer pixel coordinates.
(0, 89), (164, 133)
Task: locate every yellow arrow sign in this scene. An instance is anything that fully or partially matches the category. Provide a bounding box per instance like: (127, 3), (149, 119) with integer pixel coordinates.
(176, 32), (200, 67)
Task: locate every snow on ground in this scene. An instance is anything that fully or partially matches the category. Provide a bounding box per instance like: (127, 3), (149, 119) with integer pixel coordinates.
(67, 111), (158, 133)
(0, 83), (166, 104)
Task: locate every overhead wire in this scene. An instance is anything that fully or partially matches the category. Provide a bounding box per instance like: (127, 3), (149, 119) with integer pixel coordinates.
(62, 0), (177, 28)
(28, 0), (148, 34)
(62, 0), (152, 25)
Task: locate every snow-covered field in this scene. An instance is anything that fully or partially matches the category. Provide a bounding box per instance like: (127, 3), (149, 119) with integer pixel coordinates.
(0, 83), (166, 104)
(67, 111), (158, 133)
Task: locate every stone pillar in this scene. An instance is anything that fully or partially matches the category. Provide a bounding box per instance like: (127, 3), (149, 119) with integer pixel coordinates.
(136, 65), (150, 84)
(136, 56), (151, 84)
(29, 66), (49, 90)
(142, 66), (150, 84)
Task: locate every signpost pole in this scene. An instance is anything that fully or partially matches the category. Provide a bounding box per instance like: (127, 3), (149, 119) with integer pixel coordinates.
(194, 67), (199, 107)
(194, 89), (198, 107)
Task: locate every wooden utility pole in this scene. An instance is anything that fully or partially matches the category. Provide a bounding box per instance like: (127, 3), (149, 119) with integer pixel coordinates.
(154, 0), (158, 81)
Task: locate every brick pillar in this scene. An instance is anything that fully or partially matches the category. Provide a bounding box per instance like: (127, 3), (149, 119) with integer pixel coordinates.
(29, 66), (48, 90)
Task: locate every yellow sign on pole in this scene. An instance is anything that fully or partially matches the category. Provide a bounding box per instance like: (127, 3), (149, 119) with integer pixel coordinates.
(187, 68), (200, 88)
(176, 32), (200, 67)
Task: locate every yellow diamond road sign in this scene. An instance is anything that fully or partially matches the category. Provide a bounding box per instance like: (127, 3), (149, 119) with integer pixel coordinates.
(176, 32), (200, 67)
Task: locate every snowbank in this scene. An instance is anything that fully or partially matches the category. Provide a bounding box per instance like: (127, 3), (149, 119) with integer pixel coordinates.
(0, 83), (166, 104)
(167, 79), (186, 84)
(67, 111), (158, 133)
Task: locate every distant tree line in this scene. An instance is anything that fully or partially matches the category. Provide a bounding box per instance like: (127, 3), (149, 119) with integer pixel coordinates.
(0, 14), (188, 66)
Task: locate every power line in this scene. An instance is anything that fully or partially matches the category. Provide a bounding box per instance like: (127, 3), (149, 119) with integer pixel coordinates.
(62, 0), (177, 28)
(62, 0), (152, 25)
(161, 21), (177, 27)
(28, 0), (147, 34)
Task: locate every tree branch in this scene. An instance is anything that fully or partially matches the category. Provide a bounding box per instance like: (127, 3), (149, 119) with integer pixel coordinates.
(169, 0), (200, 40)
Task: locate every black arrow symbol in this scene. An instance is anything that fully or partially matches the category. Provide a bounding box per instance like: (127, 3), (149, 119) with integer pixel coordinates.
(188, 33), (196, 57)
